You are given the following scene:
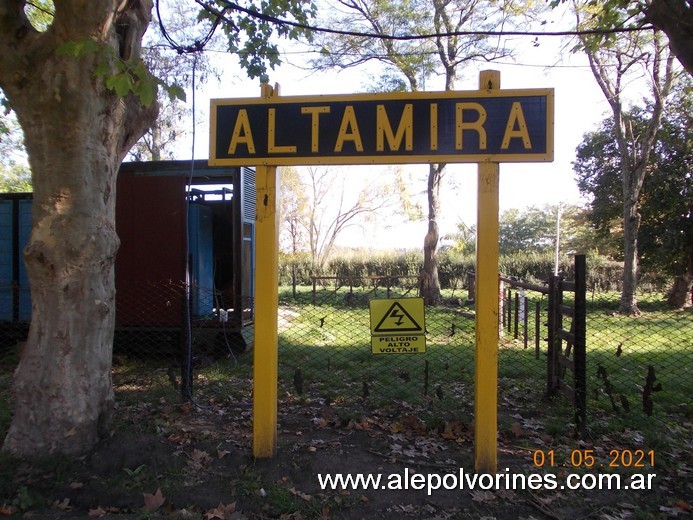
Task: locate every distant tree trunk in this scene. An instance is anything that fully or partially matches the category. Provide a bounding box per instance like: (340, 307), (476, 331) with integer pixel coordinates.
(619, 163), (645, 315)
(151, 124), (162, 161)
(421, 163), (443, 306)
(578, 26), (674, 315)
(0, 1), (157, 455)
(666, 275), (693, 309)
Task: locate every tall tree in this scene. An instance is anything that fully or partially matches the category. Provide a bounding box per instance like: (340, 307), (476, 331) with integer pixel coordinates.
(552, 0), (693, 74)
(308, 0), (535, 304)
(129, 0), (222, 161)
(280, 166), (404, 270)
(279, 166), (310, 254)
(0, 0), (315, 456)
(0, 114), (31, 192)
(495, 204), (588, 258)
(572, 0), (678, 314)
(574, 100), (692, 307)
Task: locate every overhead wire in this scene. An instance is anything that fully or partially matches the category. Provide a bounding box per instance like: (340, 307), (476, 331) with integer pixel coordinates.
(198, 0), (654, 42)
(155, 0), (226, 54)
(152, 1), (245, 404)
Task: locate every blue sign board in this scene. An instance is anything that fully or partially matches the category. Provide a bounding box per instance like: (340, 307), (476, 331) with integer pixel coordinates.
(210, 89), (553, 166)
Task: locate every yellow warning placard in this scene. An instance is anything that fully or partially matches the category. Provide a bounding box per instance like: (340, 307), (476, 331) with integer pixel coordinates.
(370, 298), (425, 335)
(369, 298), (425, 354)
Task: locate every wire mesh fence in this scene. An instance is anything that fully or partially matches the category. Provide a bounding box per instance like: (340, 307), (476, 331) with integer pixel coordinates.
(0, 272), (690, 441)
(275, 275), (546, 433)
(498, 279), (691, 435)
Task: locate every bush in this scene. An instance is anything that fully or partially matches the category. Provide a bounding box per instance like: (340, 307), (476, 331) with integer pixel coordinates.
(278, 252), (315, 286)
(278, 250), (634, 291)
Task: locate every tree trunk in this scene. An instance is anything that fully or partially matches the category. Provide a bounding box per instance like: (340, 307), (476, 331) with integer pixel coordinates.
(0, 1), (156, 455)
(619, 180), (641, 315)
(666, 275), (693, 309)
(644, 0), (693, 74)
(421, 163), (443, 306)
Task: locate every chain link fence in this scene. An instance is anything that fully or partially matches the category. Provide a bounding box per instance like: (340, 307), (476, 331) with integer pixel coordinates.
(1, 271), (690, 441)
(497, 278), (691, 436)
(276, 275), (546, 436)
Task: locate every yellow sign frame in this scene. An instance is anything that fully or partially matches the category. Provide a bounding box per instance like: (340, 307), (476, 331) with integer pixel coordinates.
(210, 89), (554, 166)
(369, 298), (426, 354)
(220, 71), (551, 474)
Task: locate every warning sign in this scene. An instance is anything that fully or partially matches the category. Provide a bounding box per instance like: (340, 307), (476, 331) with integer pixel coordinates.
(370, 298), (425, 334)
(369, 298), (425, 354)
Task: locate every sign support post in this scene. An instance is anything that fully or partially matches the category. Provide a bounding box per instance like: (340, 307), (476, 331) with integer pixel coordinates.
(475, 70), (500, 474)
(210, 73), (553, 463)
(252, 84), (280, 458)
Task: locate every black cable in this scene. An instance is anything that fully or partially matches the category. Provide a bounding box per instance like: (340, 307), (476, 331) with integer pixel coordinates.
(181, 52), (199, 405)
(155, 0), (225, 55)
(207, 0), (654, 42)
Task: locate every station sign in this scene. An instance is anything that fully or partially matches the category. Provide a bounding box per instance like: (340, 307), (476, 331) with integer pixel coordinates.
(369, 298), (426, 354)
(210, 89), (553, 166)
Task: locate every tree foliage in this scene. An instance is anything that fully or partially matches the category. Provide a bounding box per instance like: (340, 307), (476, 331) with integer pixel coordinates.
(307, 0), (543, 304)
(0, 0), (317, 456)
(0, 114), (30, 192)
(574, 100), (692, 278)
(552, 0), (693, 74)
(279, 166), (410, 270)
(571, 0), (678, 314)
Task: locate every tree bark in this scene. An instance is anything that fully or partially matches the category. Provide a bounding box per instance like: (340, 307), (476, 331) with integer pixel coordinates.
(619, 175), (641, 315)
(0, 0), (157, 455)
(421, 163), (443, 306)
(666, 275), (693, 309)
(644, 0), (693, 74)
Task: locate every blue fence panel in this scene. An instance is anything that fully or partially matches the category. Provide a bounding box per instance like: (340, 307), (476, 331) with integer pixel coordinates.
(0, 200), (12, 319)
(18, 199), (32, 320)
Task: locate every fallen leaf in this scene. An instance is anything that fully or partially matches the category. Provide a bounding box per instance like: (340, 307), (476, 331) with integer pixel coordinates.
(205, 501), (239, 519)
(69, 481), (84, 489)
(143, 488), (166, 511)
(53, 498), (71, 511)
(470, 490), (495, 503)
(0, 504), (17, 516)
(511, 422), (524, 438)
(675, 500), (691, 512)
(63, 427), (77, 438)
(289, 487), (312, 501)
(191, 448), (213, 465)
(88, 506), (106, 518)
(217, 449), (230, 459)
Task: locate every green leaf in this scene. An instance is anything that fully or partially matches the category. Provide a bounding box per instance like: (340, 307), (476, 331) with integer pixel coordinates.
(56, 39), (99, 58)
(93, 60), (110, 79)
(134, 78), (157, 107)
(164, 83), (186, 103)
(105, 73), (134, 98)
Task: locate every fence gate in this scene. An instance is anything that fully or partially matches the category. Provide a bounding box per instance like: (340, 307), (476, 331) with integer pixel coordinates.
(546, 254), (587, 436)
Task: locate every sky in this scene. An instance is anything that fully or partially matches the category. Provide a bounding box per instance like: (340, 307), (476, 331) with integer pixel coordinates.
(176, 3), (615, 250)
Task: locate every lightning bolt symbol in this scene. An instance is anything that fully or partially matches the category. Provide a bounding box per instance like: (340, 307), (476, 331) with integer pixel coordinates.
(390, 309), (404, 325)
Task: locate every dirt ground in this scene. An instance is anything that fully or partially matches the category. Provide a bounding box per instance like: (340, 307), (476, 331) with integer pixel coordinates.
(1, 389), (690, 520)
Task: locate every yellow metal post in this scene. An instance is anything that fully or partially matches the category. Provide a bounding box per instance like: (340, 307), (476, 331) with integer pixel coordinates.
(253, 84), (280, 458)
(475, 70), (500, 474)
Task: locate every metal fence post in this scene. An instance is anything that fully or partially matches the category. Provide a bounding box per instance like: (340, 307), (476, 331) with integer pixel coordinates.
(546, 275), (556, 397)
(574, 254), (587, 437)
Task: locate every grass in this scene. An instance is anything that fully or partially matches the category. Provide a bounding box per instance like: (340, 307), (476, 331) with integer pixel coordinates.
(0, 285), (689, 451)
(274, 285), (691, 442)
